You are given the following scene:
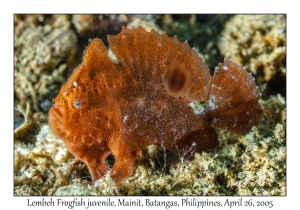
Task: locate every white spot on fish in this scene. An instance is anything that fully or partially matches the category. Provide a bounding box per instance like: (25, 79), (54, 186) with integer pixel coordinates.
(73, 81), (78, 88)
(123, 115), (128, 123)
(208, 95), (216, 110)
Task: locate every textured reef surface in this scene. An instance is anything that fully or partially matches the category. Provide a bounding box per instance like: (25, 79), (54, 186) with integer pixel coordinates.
(14, 14), (286, 196)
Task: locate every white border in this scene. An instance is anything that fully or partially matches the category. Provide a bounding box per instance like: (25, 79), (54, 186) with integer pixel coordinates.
(3, 0), (297, 209)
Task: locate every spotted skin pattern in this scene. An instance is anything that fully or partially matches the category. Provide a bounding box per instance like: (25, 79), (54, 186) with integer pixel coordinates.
(48, 27), (263, 186)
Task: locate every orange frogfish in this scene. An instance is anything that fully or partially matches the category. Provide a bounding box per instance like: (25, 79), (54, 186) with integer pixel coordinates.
(48, 26), (263, 186)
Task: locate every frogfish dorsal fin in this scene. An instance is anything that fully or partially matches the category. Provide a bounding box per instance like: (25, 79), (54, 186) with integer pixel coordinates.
(108, 26), (212, 102)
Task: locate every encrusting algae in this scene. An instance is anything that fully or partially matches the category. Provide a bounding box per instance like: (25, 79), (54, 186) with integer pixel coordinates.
(218, 15), (286, 97)
(14, 15), (286, 196)
(14, 15), (78, 122)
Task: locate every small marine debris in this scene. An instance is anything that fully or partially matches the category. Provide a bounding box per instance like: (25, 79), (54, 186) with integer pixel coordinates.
(14, 102), (39, 144)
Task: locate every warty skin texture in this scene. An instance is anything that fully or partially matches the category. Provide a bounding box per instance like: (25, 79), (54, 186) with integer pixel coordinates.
(48, 26), (263, 186)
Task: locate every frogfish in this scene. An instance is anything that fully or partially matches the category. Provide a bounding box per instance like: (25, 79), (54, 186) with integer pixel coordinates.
(48, 26), (263, 186)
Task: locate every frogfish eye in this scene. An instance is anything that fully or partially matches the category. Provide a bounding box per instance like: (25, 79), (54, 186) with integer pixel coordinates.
(74, 101), (81, 108)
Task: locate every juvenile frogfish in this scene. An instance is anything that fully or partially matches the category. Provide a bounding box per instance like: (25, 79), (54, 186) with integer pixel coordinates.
(48, 26), (263, 186)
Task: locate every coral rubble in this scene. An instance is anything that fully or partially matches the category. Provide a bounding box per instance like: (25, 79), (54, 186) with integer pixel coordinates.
(218, 15), (286, 97)
(14, 15), (78, 121)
